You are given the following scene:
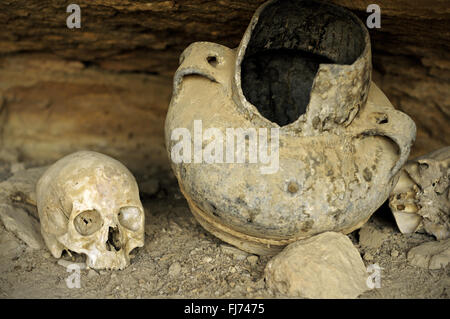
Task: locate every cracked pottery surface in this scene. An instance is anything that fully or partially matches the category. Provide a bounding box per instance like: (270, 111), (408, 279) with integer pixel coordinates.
(165, 0), (416, 255)
(36, 151), (145, 270)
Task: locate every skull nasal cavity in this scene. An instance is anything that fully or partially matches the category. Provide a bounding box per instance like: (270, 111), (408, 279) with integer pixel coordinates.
(106, 226), (121, 251)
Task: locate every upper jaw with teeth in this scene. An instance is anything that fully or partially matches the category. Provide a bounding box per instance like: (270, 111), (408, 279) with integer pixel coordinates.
(389, 146), (450, 240)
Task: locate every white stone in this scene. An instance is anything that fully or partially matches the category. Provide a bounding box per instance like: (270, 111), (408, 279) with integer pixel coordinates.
(0, 204), (44, 249)
(247, 255), (259, 266)
(10, 163), (25, 174)
(168, 262), (182, 277)
(220, 244), (248, 260)
(0, 226), (24, 259)
(265, 232), (369, 299)
(407, 239), (450, 270)
(87, 269), (99, 278)
(391, 249), (399, 257)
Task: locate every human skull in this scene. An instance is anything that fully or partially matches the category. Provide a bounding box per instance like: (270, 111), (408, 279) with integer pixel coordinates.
(36, 151), (145, 270)
(389, 147), (450, 240)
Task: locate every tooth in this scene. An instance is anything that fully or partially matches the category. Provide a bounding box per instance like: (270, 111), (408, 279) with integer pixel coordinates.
(392, 211), (422, 234)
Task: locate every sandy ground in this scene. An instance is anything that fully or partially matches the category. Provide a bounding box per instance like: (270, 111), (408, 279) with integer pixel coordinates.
(0, 163), (448, 299)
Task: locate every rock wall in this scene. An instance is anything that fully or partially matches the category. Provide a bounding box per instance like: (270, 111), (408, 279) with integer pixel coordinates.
(0, 0), (448, 175)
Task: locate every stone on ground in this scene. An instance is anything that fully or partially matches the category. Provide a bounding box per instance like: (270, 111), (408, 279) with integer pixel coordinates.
(0, 226), (24, 259)
(407, 239), (450, 270)
(220, 244), (249, 260)
(0, 167), (47, 250)
(168, 262), (182, 277)
(0, 205), (44, 249)
(265, 232), (369, 299)
(359, 223), (389, 249)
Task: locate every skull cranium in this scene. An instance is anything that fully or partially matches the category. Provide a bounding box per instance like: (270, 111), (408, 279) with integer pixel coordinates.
(36, 151), (145, 270)
(389, 147), (450, 240)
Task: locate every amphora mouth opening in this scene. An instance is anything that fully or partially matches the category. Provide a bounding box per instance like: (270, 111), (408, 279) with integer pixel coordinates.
(239, 0), (368, 127)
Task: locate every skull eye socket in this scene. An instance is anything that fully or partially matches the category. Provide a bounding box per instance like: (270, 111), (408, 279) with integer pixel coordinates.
(74, 210), (103, 236)
(118, 206), (142, 231)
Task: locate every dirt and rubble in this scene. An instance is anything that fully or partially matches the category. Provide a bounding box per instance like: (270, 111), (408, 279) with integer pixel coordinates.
(0, 160), (448, 299)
